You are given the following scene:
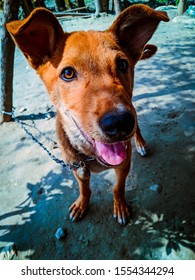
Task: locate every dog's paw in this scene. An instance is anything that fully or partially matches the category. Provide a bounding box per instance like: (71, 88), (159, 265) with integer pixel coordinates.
(113, 199), (131, 226)
(134, 128), (148, 156)
(135, 143), (147, 157)
(69, 196), (89, 222)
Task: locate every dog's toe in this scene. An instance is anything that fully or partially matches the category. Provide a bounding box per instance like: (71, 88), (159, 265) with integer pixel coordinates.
(136, 145), (147, 157)
(113, 199), (131, 226)
(69, 196), (89, 222)
(69, 206), (85, 222)
(134, 130), (148, 157)
(113, 214), (129, 226)
(69, 210), (84, 222)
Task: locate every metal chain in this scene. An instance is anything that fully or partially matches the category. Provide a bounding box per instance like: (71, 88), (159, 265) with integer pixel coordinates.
(2, 109), (94, 171)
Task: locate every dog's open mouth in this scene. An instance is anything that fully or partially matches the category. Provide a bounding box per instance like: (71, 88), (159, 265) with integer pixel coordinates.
(63, 109), (129, 167)
(77, 125), (128, 166)
(93, 140), (127, 166)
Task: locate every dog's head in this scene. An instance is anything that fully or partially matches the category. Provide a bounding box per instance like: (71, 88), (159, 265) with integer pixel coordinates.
(6, 5), (169, 166)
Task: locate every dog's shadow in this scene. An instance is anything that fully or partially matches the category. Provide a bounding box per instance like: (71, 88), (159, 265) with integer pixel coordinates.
(0, 154), (194, 259)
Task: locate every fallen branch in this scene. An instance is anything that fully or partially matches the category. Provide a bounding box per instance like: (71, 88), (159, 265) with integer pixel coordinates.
(66, 6), (88, 12)
(54, 12), (91, 17)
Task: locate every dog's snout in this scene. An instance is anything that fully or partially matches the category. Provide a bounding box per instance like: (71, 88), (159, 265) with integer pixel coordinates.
(99, 110), (135, 139)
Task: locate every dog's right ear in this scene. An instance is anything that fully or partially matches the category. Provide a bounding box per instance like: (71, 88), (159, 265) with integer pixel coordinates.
(6, 8), (64, 69)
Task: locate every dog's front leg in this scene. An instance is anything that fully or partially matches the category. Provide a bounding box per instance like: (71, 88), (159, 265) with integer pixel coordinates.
(134, 124), (147, 156)
(113, 157), (131, 226)
(69, 170), (91, 221)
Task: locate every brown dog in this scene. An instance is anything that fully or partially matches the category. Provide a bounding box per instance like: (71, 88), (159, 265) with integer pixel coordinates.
(6, 5), (169, 225)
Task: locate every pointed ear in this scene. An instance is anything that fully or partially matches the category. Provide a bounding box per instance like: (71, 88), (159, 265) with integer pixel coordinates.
(6, 8), (64, 69)
(109, 4), (169, 62)
(140, 44), (157, 60)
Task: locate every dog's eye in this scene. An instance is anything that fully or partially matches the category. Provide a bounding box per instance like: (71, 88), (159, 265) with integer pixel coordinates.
(60, 67), (77, 81)
(117, 59), (128, 74)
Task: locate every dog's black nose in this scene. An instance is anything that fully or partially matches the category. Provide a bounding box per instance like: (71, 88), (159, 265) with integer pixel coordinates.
(99, 109), (135, 138)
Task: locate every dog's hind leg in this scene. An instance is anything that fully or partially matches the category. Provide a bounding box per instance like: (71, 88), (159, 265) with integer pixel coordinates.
(134, 125), (147, 156)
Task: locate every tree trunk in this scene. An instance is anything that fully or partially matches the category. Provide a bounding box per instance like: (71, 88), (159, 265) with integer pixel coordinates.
(54, 0), (65, 12)
(114, 0), (122, 15)
(65, 0), (72, 10)
(77, 0), (85, 8)
(178, 0), (187, 16)
(94, 0), (102, 14)
(94, 0), (109, 14)
(0, 0), (20, 123)
(34, 0), (46, 8)
(101, 0), (109, 13)
(21, 0), (34, 16)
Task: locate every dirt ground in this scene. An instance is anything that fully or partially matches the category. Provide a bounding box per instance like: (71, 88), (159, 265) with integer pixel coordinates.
(0, 6), (195, 260)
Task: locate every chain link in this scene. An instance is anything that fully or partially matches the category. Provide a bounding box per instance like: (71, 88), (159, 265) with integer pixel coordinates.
(2, 109), (95, 171)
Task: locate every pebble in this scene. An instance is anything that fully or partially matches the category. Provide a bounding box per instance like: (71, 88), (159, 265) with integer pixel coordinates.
(79, 235), (83, 241)
(52, 143), (58, 149)
(18, 107), (27, 113)
(55, 228), (66, 240)
(149, 184), (162, 194)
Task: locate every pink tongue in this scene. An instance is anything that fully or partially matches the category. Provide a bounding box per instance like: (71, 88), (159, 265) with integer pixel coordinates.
(95, 140), (126, 165)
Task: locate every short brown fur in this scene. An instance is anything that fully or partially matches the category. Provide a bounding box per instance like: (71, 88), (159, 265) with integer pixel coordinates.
(6, 4), (169, 225)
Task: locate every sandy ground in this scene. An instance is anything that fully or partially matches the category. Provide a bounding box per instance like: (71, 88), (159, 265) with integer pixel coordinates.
(0, 6), (195, 260)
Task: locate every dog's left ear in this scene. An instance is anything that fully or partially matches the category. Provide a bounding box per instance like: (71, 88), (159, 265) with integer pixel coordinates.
(109, 4), (169, 62)
(6, 8), (64, 69)
(140, 44), (157, 60)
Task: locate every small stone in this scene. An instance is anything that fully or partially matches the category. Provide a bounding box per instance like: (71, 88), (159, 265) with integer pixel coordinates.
(18, 107), (27, 113)
(79, 235), (83, 241)
(149, 184), (162, 193)
(52, 143), (58, 149)
(20, 137), (26, 142)
(55, 228), (66, 240)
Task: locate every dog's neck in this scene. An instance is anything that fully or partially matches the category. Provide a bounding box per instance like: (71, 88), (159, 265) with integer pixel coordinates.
(56, 110), (94, 161)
